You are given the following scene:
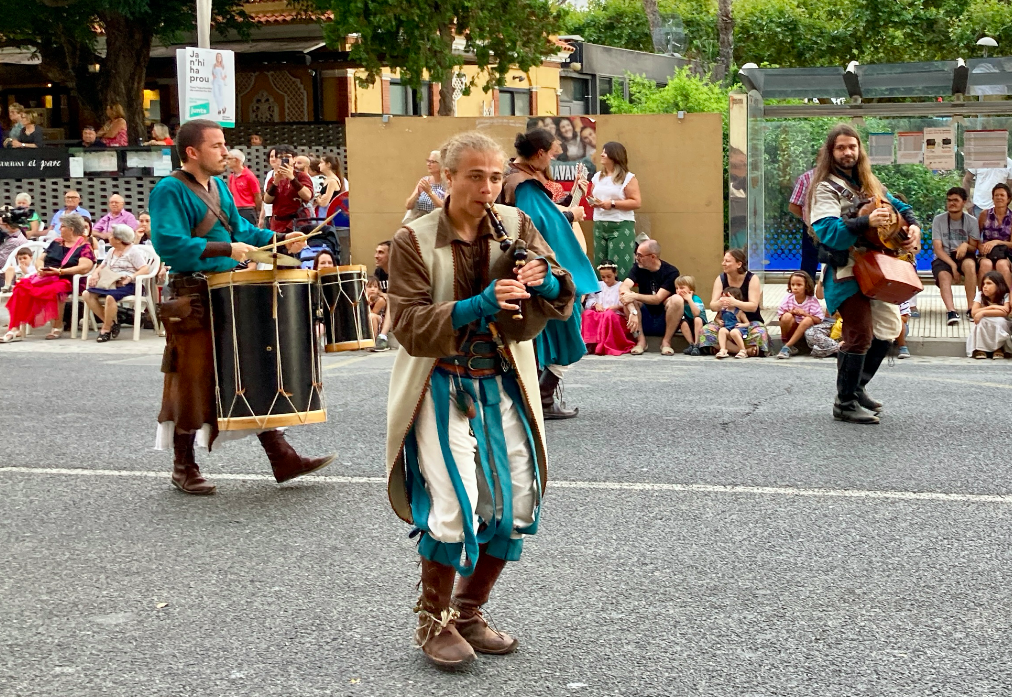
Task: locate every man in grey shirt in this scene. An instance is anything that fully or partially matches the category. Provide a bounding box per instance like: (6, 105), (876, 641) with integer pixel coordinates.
(931, 186), (979, 324)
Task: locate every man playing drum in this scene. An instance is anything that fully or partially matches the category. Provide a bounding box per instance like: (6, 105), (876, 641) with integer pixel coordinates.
(150, 119), (335, 495)
(385, 131), (575, 668)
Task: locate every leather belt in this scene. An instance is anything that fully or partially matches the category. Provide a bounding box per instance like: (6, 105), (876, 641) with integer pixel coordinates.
(168, 273), (208, 289)
(435, 333), (506, 378)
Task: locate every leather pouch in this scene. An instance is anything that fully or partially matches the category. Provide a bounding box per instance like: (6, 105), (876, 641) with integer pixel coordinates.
(157, 295), (207, 334)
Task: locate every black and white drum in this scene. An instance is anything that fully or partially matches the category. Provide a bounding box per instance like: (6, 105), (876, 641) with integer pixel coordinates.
(319, 264), (375, 352)
(206, 269), (327, 431)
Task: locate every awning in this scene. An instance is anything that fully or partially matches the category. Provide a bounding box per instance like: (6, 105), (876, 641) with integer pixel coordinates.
(149, 39), (327, 59)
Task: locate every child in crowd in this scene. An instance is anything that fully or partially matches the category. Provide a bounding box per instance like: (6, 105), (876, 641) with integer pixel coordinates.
(777, 270), (825, 359)
(804, 268), (841, 358)
(581, 260), (635, 356)
(715, 287), (749, 359)
(896, 299), (913, 359)
(967, 270), (1011, 359)
(366, 276), (386, 341)
(675, 275), (707, 356)
(2, 247), (37, 292)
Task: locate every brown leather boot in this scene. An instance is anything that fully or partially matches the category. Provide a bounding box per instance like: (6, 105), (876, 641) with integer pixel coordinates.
(539, 369), (578, 420)
(171, 433), (216, 495)
(257, 430), (335, 483)
(451, 552), (518, 654)
(414, 558), (476, 668)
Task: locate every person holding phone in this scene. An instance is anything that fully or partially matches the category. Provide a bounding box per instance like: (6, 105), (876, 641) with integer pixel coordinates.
(264, 147), (314, 233)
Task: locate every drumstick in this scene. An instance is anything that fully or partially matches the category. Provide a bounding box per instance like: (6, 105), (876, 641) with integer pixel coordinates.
(254, 212), (341, 252)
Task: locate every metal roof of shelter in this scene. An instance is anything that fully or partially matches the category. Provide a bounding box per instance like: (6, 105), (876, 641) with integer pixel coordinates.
(739, 57), (1012, 101)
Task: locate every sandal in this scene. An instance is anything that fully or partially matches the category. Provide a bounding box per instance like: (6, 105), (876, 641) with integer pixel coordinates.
(660, 345), (674, 356)
(735, 350), (749, 359)
(630, 345), (645, 355)
(0, 330), (21, 343)
(994, 349), (1006, 360)
(45, 328), (62, 340)
(715, 349), (729, 359)
(96, 331), (112, 343)
(110, 323), (121, 339)
(973, 350), (987, 360)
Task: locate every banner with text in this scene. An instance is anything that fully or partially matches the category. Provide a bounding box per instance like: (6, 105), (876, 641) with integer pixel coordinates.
(176, 48), (236, 127)
(0, 149), (70, 178)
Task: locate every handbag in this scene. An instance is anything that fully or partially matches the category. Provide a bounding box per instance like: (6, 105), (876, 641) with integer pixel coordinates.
(853, 250), (923, 304)
(94, 264), (125, 290)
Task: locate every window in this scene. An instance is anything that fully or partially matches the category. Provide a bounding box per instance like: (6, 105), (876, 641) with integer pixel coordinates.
(499, 89), (531, 116)
(389, 81), (431, 116)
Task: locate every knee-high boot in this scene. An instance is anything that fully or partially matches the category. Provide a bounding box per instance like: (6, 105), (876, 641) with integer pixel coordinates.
(171, 432), (216, 495)
(451, 550), (518, 655)
(257, 430), (335, 483)
(857, 338), (891, 412)
(414, 558), (476, 668)
(833, 351), (880, 424)
(539, 369), (578, 420)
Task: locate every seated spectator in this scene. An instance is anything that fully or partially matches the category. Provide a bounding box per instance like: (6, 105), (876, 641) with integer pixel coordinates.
(674, 275), (707, 356)
(967, 271), (1011, 359)
(977, 183), (1012, 292)
(0, 213), (95, 342)
(82, 225), (149, 342)
(135, 211), (152, 245)
(776, 271), (824, 359)
(96, 104), (128, 147)
(11, 111), (43, 148)
(713, 287), (750, 359)
(81, 126), (106, 149)
(0, 217), (28, 270)
(227, 150), (262, 225)
(2, 247), (37, 291)
(932, 187), (979, 324)
(581, 260), (635, 356)
(699, 249), (770, 356)
(619, 239), (682, 356)
(12, 193), (41, 237)
(92, 195), (139, 240)
(804, 269), (841, 358)
(366, 276), (386, 340)
(48, 190), (90, 232)
(144, 123), (173, 146)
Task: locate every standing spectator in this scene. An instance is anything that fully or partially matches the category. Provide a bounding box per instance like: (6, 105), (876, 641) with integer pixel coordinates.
(581, 260), (635, 356)
(619, 239), (682, 356)
(12, 112), (44, 148)
(403, 150), (446, 222)
(308, 157), (326, 202)
(81, 126), (106, 148)
(263, 148), (313, 233)
(82, 224), (149, 342)
(14, 193), (41, 238)
(963, 157), (1012, 216)
(315, 154), (348, 221)
(698, 249), (770, 356)
(249, 133), (263, 147)
(48, 190), (90, 232)
(259, 146), (281, 228)
(776, 270), (824, 359)
(976, 182), (1012, 292)
(226, 149), (262, 225)
(370, 240), (392, 351)
(96, 104), (128, 146)
(787, 168), (819, 279)
(967, 271), (1011, 358)
(0, 213), (95, 342)
(144, 123), (173, 146)
(591, 141), (641, 279)
(92, 194), (139, 240)
(931, 186), (979, 324)
(895, 300), (913, 359)
(3, 103), (23, 147)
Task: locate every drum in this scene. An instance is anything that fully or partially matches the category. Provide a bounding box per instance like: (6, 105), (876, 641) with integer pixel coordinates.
(319, 265), (375, 352)
(206, 269), (326, 431)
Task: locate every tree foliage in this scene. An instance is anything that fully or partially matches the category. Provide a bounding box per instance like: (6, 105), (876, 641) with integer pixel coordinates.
(312, 0), (562, 115)
(0, 0), (251, 140)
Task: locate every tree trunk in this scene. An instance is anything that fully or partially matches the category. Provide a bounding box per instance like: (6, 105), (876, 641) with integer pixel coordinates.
(36, 29), (104, 127)
(716, 0), (734, 83)
(436, 23), (456, 116)
(642, 0), (665, 53)
(97, 12), (154, 143)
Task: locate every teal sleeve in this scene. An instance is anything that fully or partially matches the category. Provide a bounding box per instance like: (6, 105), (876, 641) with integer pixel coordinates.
(149, 183), (209, 269)
(531, 261), (560, 300)
(812, 216), (858, 252)
(451, 281), (501, 329)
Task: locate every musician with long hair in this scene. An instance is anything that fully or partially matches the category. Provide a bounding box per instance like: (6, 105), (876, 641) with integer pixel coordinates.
(385, 131), (574, 668)
(807, 124), (921, 425)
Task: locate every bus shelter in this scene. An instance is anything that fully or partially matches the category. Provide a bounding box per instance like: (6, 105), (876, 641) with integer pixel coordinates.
(731, 57), (1012, 279)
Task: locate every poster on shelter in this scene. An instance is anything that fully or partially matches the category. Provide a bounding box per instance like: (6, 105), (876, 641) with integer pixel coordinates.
(526, 116), (597, 218)
(868, 133), (894, 165)
(923, 126), (956, 170)
(176, 48), (236, 128)
(897, 132), (924, 165)
(964, 129), (1009, 170)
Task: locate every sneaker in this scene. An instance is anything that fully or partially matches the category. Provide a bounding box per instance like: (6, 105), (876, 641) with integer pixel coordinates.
(370, 336), (390, 352)
(946, 310), (959, 326)
(788, 344), (799, 355)
(897, 346), (911, 359)
(682, 346), (694, 355)
(689, 346), (700, 356)
(777, 346), (791, 359)
(910, 308), (921, 318)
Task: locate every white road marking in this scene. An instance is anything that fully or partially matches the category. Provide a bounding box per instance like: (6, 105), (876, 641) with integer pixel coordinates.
(2, 467), (1008, 504)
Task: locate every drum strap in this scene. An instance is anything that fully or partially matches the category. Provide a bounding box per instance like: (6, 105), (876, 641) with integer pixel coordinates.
(171, 170), (233, 239)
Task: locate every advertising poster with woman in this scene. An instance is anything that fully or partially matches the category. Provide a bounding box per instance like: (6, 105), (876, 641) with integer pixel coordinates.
(526, 116), (597, 219)
(175, 48), (236, 127)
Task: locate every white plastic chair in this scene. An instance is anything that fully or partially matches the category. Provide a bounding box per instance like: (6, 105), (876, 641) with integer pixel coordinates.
(79, 246), (161, 341)
(1, 241), (46, 336)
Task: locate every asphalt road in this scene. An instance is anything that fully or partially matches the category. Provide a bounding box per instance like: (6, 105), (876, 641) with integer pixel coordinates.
(2, 346), (1011, 696)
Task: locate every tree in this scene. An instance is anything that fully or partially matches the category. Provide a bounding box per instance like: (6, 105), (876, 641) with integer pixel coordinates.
(311, 0), (562, 116)
(0, 0), (252, 141)
(641, 0), (665, 53)
(715, 0), (733, 82)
